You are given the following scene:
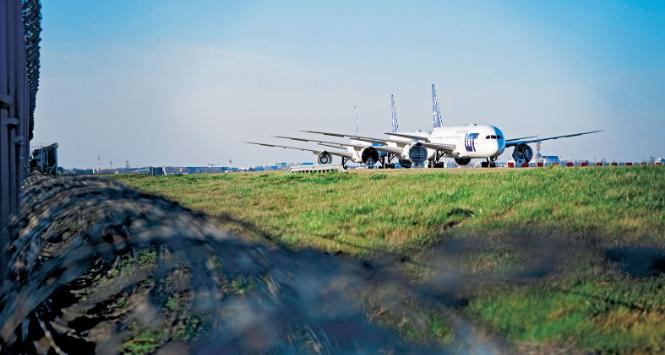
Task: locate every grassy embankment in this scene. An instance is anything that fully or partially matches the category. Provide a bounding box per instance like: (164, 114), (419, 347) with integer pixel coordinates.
(115, 167), (665, 352)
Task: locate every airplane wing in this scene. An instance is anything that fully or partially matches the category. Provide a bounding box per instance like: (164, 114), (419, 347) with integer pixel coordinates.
(420, 142), (456, 152)
(384, 132), (455, 152)
(316, 142), (404, 155)
(274, 135), (367, 149)
(302, 130), (402, 146)
(368, 145), (404, 155)
(505, 130), (602, 147)
(505, 136), (538, 142)
(245, 141), (354, 159)
(384, 132), (431, 141)
(304, 130), (455, 153)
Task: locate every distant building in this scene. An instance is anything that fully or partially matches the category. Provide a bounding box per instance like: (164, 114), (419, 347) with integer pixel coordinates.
(149, 167), (165, 176)
(30, 143), (58, 175)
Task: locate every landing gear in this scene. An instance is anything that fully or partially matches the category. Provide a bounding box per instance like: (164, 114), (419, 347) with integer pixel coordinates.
(399, 160), (412, 169)
(341, 157), (348, 169)
(481, 158), (497, 168)
(428, 160), (445, 168)
(428, 150), (446, 168)
(381, 153), (397, 169)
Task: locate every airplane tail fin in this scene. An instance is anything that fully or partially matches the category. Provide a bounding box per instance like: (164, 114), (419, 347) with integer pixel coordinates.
(353, 105), (359, 135)
(432, 84), (443, 128)
(390, 94), (399, 133)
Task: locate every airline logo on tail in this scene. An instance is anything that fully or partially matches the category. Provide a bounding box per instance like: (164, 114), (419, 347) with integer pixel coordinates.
(432, 84), (443, 128)
(390, 94), (399, 133)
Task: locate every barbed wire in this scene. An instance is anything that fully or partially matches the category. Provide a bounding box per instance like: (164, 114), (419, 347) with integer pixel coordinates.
(22, 0), (41, 141)
(1, 175), (510, 353)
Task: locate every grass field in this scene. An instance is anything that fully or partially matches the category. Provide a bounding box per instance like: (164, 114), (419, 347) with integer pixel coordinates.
(114, 167), (665, 352)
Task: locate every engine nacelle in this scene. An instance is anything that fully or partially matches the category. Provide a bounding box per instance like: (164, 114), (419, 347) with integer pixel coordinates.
(317, 151), (333, 165)
(360, 146), (380, 166)
(455, 157), (471, 166)
(403, 144), (427, 167)
(512, 144), (534, 163)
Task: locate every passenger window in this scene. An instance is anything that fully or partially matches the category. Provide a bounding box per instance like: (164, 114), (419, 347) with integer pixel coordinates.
(485, 135), (490, 139)
(491, 135), (496, 139)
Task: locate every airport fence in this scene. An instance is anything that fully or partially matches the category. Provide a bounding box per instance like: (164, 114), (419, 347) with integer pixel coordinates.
(0, 0), (41, 278)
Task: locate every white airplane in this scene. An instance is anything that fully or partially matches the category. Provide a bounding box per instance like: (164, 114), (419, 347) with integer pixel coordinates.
(249, 94), (437, 168)
(247, 105), (389, 168)
(244, 140), (367, 167)
(299, 93), (434, 168)
(306, 84), (601, 168)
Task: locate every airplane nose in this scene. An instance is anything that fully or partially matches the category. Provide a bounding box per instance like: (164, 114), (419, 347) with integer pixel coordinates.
(496, 140), (505, 156)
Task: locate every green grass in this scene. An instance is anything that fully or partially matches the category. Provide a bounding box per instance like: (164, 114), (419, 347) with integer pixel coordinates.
(115, 167), (665, 255)
(113, 167), (665, 352)
(467, 277), (665, 353)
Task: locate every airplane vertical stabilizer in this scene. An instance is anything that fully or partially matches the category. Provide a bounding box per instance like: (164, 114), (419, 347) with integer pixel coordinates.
(432, 84), (443, 128)
(390, 94), (399, 133)
(353, 105), (359, 135)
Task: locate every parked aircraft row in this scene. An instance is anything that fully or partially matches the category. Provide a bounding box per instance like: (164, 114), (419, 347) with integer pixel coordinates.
(247, 84), (601, 168)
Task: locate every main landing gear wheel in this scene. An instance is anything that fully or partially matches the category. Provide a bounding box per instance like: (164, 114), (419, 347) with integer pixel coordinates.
(482, 159), (497, 168)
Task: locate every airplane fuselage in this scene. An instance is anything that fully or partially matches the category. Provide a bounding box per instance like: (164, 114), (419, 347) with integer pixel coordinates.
(429, 125), (505, 159)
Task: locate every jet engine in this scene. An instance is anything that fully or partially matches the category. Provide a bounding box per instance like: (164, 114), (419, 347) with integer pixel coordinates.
(405, 144), (427, 167)
(455, 157), (471, 166)
(317, 151), (333, 165)
(512, 144), (534, 163)
(360, 146), (380, 166)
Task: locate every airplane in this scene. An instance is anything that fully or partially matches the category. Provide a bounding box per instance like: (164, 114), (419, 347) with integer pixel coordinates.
(273, 94), (410, 168)
(247, 105), (389, 168)
(244, 140), (362, 167)
(300, 93), (437, 168)
(248, 94), (436, 169)
(306, 84), (601, 168)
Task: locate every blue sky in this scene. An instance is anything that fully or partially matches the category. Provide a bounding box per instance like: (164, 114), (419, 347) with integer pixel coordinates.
(33, 0), (665, 167)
